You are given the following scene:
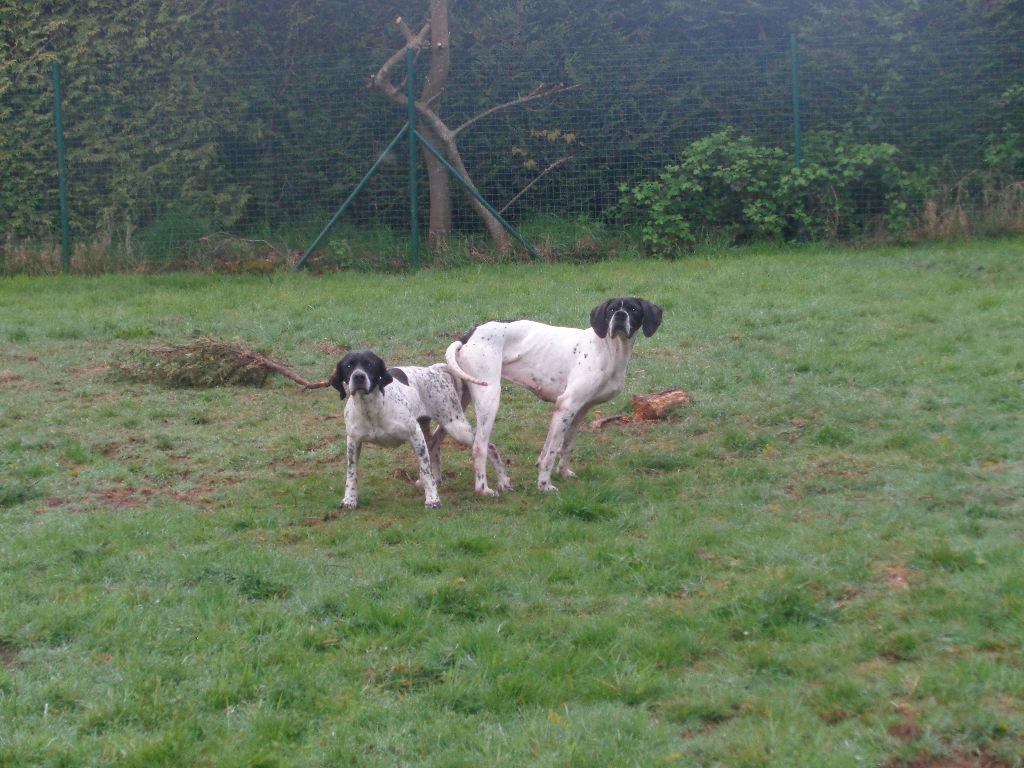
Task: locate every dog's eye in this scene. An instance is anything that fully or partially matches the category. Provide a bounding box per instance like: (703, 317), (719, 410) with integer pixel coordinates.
(629, 306), (640, 313)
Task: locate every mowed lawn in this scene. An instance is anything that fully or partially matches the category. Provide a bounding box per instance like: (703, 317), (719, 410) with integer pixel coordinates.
(1, 240), (1022, 767)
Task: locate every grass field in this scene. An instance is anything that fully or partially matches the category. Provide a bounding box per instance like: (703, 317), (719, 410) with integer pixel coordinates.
(1, 240), (1022, 767)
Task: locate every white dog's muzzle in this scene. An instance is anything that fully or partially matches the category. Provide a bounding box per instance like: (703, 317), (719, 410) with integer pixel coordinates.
(348, 368), (373, 394)
(609, 310), (633, 338)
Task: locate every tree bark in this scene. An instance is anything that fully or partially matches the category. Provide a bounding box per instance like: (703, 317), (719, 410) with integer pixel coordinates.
(371, 3), (577, 252)
(422, 0), (453, 250)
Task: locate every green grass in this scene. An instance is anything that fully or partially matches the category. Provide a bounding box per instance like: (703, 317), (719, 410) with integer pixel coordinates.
(1, 240), (1022, 767)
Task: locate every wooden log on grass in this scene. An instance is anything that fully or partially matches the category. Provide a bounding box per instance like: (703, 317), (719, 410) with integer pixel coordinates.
(591, 388), (692, 427)
(632, 388), (692, 421)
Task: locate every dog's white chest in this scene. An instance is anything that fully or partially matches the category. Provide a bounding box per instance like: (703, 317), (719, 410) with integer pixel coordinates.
(345, 390), (419, 446)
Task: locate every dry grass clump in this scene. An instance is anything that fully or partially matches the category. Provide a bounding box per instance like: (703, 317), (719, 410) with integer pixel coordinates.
(114, 338), (280, 388)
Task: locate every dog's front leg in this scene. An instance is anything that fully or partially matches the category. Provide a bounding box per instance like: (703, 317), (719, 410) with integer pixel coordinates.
(537, 402), (579, 492)
(341, 436), (362, 510)
(411, 430), (442, 508)
(556, 408), (591, 479)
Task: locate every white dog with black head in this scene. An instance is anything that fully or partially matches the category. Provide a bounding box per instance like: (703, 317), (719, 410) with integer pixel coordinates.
(445, 297), (663, 493)
(329, 350), (510, 511)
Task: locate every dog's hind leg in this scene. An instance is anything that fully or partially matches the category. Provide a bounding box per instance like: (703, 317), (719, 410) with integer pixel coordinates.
(442, 417), (513, 493)
(421, 417), (445, 484)
(410, 429), (441, 508)
(467, 383), (504, 496)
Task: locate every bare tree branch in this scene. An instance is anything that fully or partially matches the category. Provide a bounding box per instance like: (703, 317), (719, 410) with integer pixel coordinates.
(454, 83), (580, 137)
(395, 16), (417, 42)
(500, 156), (573, 214)
(368, 5), (578, 250)
(369, 19), (430, 92)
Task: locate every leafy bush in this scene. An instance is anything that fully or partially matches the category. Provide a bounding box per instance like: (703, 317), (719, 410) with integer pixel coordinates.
(983, 83), (1024, 176)
(619, 128), (917, 255)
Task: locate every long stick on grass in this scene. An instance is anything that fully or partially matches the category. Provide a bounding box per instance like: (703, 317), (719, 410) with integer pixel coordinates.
(222, 342), (331, 389)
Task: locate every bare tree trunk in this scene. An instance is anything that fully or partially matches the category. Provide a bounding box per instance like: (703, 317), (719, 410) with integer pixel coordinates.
(422, 0), (452, 250)
(371, 3), (572, 252)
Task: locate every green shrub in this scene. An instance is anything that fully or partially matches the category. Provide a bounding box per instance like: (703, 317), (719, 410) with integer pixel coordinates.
(619, 128), (917, 255)
(139, 210), (213, 264)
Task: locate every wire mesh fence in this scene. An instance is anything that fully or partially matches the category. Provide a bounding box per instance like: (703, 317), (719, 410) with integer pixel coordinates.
(2, 27), (1022, 272)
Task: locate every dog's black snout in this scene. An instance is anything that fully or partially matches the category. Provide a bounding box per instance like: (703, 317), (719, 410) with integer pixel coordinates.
(350, 371), (370, 392)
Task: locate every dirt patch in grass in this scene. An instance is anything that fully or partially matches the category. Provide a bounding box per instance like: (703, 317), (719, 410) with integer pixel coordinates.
(836, 562), (912, 608)
(887, 749), (1011, 768)
(885, 699), (1012, 768)
(0, 370), (25, 386)
(785, 456), (877, 500)
(885, 563), (911, 591)
(305, 340), (347, 358)
(41, 478), (236, 512)
(0, 641), (20, 669)
(68, 363), (111, 377)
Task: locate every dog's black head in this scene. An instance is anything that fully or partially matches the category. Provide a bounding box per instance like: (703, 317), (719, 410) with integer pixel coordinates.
(590, 297), (663, 340)
(329, 350), (394, 400)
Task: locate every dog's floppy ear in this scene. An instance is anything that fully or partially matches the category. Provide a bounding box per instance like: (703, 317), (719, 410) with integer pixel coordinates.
(371, 354), (394, 394)
(640, 300), (664, 337)
(590, 299), (614, 339)
(387, 367), (409, 387)
(329, 361), (347, 399)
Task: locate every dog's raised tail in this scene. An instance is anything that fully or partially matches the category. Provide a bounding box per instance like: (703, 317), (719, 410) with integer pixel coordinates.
(444, 340), (489, 386)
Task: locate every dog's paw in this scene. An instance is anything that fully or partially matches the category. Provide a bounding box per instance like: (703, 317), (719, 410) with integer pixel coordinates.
(340, 499), (358, 510)
(557, 468), (578, 479)
(497, 481), (514, 493)
(425, 499), (442, 509)
(537, 480), (559, 493)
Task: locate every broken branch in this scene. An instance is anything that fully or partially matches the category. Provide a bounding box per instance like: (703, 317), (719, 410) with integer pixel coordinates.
(500, 155), (573, 214)
(453, 83), (579, 137)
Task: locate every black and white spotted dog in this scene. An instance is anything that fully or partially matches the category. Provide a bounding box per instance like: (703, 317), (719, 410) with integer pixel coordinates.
(329, 350), (510, 510)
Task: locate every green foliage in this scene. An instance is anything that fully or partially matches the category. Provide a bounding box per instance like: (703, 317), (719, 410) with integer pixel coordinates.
(2, 1), (1022, 264)
(619, 128), (917, 254)
(984, 83), (1024, 176)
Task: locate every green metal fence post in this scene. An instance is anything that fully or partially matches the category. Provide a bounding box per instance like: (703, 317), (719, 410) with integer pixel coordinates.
(52, 62), (71, 272)
(293, 124), (409, 271)
(415, 131), (541, 261)
(790, 32), (802, 167)
(407, 48), (420, 269)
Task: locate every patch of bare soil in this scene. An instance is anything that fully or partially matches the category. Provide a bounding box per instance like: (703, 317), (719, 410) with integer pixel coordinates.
(886, 701), (1011, 768)
(41, 476), (241, 513)
(68, 363), (111, 376)
(836, 562), (912, 608)
(0, 641), (20, 669)
(887, 749), (1010, 768)
(885, 563), (911, 591)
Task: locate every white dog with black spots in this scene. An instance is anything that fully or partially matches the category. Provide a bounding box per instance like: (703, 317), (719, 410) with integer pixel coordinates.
(329, 350), (510, 510)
